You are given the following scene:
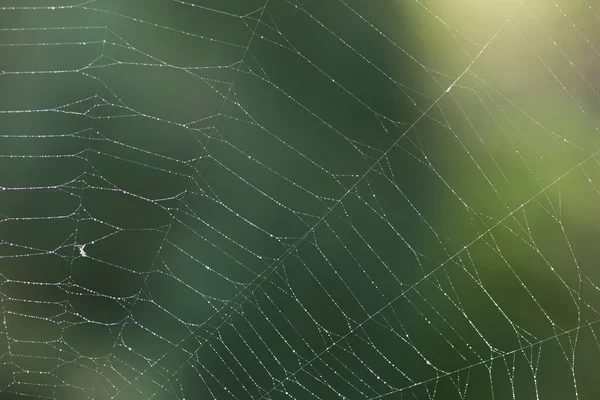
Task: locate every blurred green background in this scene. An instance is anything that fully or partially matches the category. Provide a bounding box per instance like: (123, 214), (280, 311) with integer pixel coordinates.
(1, 0), (600, 399)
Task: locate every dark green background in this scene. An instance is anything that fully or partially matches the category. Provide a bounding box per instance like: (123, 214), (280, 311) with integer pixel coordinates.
(1, 0), (600, 399)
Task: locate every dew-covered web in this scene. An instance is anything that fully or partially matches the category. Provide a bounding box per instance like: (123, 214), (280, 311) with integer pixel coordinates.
(2, 0), (600, 399)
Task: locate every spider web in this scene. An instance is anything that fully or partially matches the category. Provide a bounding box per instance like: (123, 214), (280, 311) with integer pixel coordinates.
(1, 0), (600, 399)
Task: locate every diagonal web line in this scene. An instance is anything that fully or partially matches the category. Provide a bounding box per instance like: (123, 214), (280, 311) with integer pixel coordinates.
(2, 1), (599, 399)
(113, 2), (543, 397)
(256, 146), (600, 399)
(367, 318), (600, 400)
